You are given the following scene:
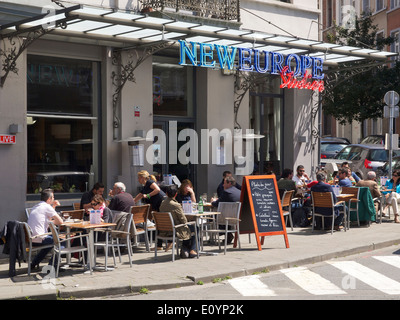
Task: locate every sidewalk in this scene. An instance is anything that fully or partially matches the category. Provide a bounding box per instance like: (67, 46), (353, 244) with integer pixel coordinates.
(1, 221), (400, 300)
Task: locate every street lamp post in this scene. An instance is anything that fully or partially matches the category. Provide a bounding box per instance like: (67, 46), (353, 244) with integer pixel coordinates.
(383, 90), (399, 177)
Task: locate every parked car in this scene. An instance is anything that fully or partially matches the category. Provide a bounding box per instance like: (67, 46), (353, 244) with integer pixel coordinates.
(360, 134), (400, 147)
(360, 135), (384, 145)
(333, 144), (400, 179)
(376, 155), (400, 177)
(320, 137), (349, 160)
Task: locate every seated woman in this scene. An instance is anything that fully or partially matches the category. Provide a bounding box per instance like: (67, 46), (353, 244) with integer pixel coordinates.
(159, 184), (198, 258)
(133, 170), (166, 212)
(175, 179), (196, 203)
(383, 169), (400, 223)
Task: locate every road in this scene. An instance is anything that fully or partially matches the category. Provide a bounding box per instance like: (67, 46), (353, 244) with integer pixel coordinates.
(84, 246), (400, 301)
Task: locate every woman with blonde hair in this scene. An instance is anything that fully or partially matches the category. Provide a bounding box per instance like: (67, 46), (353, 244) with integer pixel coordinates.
(134, 170), (165, 211)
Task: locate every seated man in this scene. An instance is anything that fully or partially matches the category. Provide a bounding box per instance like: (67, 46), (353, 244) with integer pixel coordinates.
(338, 168), (353, 187)
(311, 172), (345, 231)
(159, 185), (198, 258)
(27, 188), (64, 270)
(212, 175), (241, 208)
(356, 171), (382, 214)
(277, 168), (297, 195)
(80, 182), (105, 212)
(216, 171), (241, 198)
(341, 162), (360, 183)
(108, 182), (135, 213)
(211, 175), (241, 244)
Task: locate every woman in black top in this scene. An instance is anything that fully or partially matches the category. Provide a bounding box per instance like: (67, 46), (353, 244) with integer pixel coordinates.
(133, 170), (165, 211)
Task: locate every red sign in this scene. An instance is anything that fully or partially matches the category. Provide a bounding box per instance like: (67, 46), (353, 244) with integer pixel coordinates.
(0, 134), (16, 144)
(280, 66), (325, 92)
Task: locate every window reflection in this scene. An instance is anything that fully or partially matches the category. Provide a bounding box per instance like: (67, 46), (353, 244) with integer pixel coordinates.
(27, 55), (96, 194)
(152, 57), (193, 117)
(27, 118), (93, 194)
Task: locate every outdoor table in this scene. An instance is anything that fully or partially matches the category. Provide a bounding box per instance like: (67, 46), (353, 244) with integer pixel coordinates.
(63, 221), (116, 271)
(184, 211), (220, 255)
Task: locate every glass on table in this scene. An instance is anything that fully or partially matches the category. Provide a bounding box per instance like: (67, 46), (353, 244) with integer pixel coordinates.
(63, 212), (70, 221)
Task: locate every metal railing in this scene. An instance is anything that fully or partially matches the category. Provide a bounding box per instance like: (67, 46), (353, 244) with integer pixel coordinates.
(139, 0), (240, 21)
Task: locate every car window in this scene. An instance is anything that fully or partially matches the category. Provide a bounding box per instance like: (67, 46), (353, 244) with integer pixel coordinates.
(321, 144), (347, 152)
(348, 147), (363, 160)
(361, 137), (384, 144)
(335, 146), (352, 159)
(368, 149), (388, 161)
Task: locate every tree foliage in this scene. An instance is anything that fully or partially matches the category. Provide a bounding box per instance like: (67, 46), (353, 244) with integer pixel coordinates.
(322, 14), (400, 125)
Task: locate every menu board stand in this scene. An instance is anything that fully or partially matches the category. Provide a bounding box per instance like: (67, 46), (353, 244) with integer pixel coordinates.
(237, 175), (289, 251)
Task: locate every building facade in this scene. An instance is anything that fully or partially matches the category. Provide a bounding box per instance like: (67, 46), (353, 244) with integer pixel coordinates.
(0, 0), (391, 230)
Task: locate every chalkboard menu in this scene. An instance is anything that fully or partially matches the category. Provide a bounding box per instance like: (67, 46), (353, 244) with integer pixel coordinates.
(239, 175), (289, 250)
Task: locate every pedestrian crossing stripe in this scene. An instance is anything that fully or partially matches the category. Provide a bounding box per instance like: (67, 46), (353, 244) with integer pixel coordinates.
(228, 275), (276, 296)
(280, 267), (346, 295)
(373, 255), (400, 269)
(227, 256), (400, 297)
(328, 260), (400, 295)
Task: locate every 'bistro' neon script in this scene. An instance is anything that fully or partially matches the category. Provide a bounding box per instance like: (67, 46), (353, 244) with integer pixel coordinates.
(179, 40), (325, 92)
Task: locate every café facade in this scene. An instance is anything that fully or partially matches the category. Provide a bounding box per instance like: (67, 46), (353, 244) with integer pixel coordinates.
(0, 0), (396, 227)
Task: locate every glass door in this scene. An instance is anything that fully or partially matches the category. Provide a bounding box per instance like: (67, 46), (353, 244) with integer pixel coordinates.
(153, 120), (195, 184)
(250, 95), (283, 176)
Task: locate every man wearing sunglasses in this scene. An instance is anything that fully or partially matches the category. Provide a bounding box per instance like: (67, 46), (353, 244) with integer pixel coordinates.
(80, 182), (105, 213)
(292, 165), (310, 196)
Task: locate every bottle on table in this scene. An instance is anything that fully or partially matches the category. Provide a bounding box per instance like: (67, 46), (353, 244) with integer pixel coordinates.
(198, 197), (203, 214)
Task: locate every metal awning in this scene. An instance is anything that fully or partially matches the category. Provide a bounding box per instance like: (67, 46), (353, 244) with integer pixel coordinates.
(0, 4), (397, 66)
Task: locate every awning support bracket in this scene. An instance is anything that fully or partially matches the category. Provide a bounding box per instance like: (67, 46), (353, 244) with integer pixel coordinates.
(0, 28), (49, 87)
(111, 40), (174, 140)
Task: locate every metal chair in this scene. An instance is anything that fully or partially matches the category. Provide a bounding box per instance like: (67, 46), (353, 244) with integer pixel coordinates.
(94, 212), (134, 268)
(341, 186), (360, 228)
(311, 192), (346, 235)
(48, 222), (92, 277)
(281, 190), (294, 231)
(130, 204), (152, 252)
(21, 222), (54, 276)
(205, 202), (242, 254)
(152, 211), (198, 262)
(25, 208), (33, 221)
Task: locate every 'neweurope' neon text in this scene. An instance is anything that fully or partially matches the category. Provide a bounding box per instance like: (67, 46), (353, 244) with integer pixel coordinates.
(178, 40), (325, 92)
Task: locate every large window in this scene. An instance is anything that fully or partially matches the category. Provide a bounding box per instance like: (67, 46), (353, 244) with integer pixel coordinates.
(376, 0), (385, 11)
(152, 56), (194, 117)
(250, 77), (283, 175)
(27, 55), (99, 195)
(391, 30), (400, 64)
(362, 0), (370, 14)
(152, 56), (195, 184)
(391, 0), (400, 9)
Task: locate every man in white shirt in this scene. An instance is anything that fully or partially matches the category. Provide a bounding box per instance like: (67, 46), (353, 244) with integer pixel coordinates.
(292, 165), (310, 196)
(27, 188), (63, 270)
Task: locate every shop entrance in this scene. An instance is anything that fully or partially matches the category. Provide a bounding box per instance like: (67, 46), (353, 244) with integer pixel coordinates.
(152, 120), (195, 185)
(250, 78), (283, 176)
